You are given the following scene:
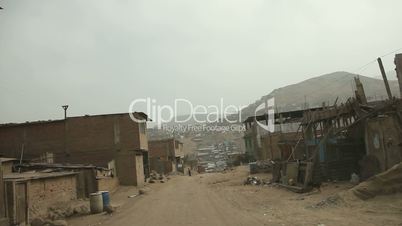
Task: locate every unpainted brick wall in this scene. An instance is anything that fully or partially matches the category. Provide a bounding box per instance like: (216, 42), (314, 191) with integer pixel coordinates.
(149, 139), (175, 160)
(97, 176), (119, 193)
(28, 175), (77, 217)
(115, 151), (145, 186)
(0, 114), (147, 167)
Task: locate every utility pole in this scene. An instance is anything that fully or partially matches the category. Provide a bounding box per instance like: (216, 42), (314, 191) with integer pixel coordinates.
(377, 57), (393, 100)
(395, 54), (402, 98)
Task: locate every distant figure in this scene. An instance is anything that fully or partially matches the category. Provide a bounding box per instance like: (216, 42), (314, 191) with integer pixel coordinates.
(188, 168), (192, 176)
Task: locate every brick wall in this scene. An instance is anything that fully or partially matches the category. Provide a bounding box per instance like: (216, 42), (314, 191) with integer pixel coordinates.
(97, 176), (119, 193)
(149, 140), (171, 160)
(149, 139), (181, 174)
(28, 175), (77, 218)
(63, 114), (144, 166)
(0, 113), (148, 186)
(0, 121), (65, 160)
(149, 158), (173, 174)
(0, 114), (146, 166)
(115, 151), (144, 186)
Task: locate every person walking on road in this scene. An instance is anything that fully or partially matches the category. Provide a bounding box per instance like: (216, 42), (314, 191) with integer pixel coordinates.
(188, 168), (192, 176)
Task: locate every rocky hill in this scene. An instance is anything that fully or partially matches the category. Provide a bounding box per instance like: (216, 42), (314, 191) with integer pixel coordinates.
(240, 71), (400, 119)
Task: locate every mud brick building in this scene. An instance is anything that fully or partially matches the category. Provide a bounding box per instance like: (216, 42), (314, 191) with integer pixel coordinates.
(0, 112), (149, 186)
(4, 172), (77, 225)
(149, 138), (184, 174)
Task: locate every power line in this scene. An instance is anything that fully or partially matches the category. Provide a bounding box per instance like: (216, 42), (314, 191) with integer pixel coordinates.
(296, 47), (402, 102)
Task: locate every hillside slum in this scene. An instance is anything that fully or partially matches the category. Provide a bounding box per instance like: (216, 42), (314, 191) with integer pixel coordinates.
(0, 54), (401, 226)
(243, 54), (402, 194)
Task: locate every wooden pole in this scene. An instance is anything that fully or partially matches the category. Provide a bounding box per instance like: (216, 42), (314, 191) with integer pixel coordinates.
(377, 57), (393, 100)
(395, 54), (402, 98)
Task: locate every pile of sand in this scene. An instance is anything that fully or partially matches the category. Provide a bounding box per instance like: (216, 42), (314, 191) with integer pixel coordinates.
(351, 162), (402, 200)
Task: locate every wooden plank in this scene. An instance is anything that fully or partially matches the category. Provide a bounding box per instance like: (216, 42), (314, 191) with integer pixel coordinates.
(15, 183), (27, 225)
(0, 162), (4, 218)
(377, 57), (393, 99)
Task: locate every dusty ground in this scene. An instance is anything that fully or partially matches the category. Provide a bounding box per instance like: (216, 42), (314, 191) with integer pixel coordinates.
(68, 166), (402, 226)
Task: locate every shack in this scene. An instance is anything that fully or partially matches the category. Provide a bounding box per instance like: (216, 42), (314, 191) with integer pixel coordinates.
(15, 162), (117, 198)
(245, 74), (402, 192)
(362, 107), (402, 179)
(243, 107), (322, 161)
(3, 172), (78, 225)
(273, 74), (402, 192)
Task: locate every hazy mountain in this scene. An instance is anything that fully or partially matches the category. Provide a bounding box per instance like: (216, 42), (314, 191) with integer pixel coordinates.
(240, 71), (400, 119)
(372, 70), (398, 80)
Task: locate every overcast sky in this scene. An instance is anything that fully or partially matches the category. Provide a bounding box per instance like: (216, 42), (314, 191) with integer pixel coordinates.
(1, 0), (402, 123)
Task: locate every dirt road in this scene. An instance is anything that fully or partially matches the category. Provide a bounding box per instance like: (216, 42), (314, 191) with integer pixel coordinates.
(69, 167), (402, 226)
(70, 175), (263, 226)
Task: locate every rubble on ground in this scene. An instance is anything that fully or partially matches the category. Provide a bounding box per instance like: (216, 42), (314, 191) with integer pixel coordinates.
(31, 201), (89, 226)
(310, 195), (344, 208)
(47, 203), (89, 220)
(249, 160), (273, 174)
(149, 171), (168, 183)
(256, 160), (274, 169)
(31, 218), (68, 226)
(243, 176), (270, 186)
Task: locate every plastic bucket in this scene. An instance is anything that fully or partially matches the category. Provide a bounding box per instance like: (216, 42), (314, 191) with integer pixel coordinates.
(100, 191), (110, 210)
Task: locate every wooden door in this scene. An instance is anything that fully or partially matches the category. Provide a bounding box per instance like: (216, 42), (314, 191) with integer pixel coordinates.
(15, 182), (27, 225)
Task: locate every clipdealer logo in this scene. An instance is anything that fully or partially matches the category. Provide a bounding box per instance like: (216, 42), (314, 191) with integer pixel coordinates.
(253, 97), (275, 132)
(128, 98), (246, 130)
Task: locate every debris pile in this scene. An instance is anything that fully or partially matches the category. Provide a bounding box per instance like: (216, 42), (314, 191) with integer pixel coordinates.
(249, 160), (273, 174)
(30, 202), (89, 226)
(149, 171), (167, 183)
(311, 195), (344, 208)
(256, 160), (274, 170)
(244, 176), (262, 185)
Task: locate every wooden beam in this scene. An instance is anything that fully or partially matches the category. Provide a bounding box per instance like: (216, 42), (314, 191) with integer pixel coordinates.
(395, 54), (402, 97)
(377, 57), (393, 100)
